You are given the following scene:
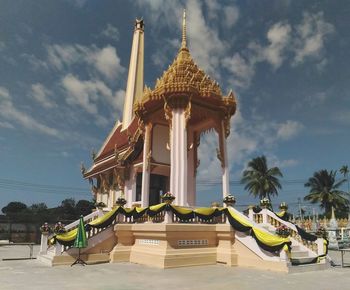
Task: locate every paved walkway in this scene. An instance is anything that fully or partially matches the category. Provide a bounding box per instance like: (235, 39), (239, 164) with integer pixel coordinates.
(0, 245), (349, 290)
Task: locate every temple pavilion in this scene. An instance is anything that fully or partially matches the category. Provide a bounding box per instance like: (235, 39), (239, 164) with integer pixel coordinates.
(38, 12), (328, 272)
(83, 12), (236, 209)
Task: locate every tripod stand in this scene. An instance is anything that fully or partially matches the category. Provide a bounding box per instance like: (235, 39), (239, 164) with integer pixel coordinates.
(71, 248), (87, 266)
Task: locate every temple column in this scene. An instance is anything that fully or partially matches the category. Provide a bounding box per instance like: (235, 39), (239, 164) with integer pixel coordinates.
(141, 124), (152, 207)
(170, 108), (187, 206)
(124, 167), (136, 208)
(219, 120), (230, 199)
(187, 129), (195, 206)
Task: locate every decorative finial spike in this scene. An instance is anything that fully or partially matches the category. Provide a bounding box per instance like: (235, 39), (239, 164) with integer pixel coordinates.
(181, 9), (187, 49)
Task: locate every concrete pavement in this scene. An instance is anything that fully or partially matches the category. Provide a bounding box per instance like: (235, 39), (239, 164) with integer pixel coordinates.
(0, 245), (349, 290)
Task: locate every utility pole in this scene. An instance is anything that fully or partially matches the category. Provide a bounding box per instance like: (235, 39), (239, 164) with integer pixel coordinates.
(298, 197), (303, 221)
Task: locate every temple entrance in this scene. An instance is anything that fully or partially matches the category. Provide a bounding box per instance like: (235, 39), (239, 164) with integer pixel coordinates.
(149, 174), (168, 205)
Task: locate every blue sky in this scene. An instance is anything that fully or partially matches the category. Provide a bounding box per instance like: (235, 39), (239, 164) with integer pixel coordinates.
(0, 0), (349, 215)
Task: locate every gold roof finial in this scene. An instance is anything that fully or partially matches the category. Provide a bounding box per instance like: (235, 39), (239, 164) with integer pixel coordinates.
(181, 9), (187, 50)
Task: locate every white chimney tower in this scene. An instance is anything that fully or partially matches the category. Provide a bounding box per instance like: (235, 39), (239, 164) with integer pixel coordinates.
(122, 19), (144, 130)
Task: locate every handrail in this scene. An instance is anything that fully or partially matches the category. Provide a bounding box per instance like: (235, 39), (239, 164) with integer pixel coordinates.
(251, 208), (320, 255)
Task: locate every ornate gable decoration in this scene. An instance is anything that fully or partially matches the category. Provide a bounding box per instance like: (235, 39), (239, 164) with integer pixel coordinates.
(143, 49), (223, 102)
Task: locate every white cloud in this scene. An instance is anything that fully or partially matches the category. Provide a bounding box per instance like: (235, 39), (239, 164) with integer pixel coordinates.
(222, 53), (255, 88)
(101, 24), (119, 41)
(0, 41), (6, 51)
(293, 12), (334, 65)
(135, 0), (182, 29)
(196, 107), (303, 183)
(30, 83), (56, 108)
(86, 46), (124, 80)
(46, 44), (125, 80)
(151, 38), (179, 68)
(186, 0), (227, 77)
(0, 86), (60, 137)
(249, 22), (291, 69)
(223, 6), (239, 28)
(222, 22), (291, 89)
(62, 74), (106, 114)
(267, 154), (299, 168)
(331, 110), (350, 125)
(264, 22), (291, 68)
(69, 0), (87, 8)
(276, 120), (304, 140)
(222, 11), (334, 89)
(0, 121), (14, 129)
(21, 53), (49, 70)
(137, 0), (231, 78)
(61, 74), (124, 125)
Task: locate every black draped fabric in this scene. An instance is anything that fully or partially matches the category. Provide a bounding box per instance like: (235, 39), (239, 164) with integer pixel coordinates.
(169, 206), (195, 220)
(295, 225), (318, 242)
(250, 230), (292, 253)
(225, 209), (252, 232)
(272, 211), (290, 222)
(147, 204), (167, 217)
(253, 206), (262, 213)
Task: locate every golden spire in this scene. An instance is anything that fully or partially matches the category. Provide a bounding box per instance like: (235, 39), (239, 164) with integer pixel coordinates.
(181, 9), (187, 50)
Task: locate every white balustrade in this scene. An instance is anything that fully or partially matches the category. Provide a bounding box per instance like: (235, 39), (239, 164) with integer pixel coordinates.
(39, 233), (49, 255)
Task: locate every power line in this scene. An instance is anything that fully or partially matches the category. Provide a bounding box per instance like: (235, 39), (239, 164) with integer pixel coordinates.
(0, 178), (91, 196)
(0, 178), (88, 191)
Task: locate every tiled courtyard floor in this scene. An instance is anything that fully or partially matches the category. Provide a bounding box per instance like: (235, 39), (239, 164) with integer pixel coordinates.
(0, 245), (349, 290)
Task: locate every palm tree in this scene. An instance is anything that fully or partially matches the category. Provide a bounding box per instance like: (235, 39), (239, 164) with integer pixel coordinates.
(241, 155), (283, 206)
(340, 165), (349, 193)
(304, 169), (349, 216)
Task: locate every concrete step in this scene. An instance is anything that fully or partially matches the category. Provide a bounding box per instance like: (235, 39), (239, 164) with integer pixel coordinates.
(290, 256), (318, 265)
(36, 253), (54, 266)
(291, 250), (309, 258)
(288, 261), (330, 273)
(291, 244), (301, 250)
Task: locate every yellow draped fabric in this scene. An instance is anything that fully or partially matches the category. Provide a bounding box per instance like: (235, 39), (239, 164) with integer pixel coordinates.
(56, 228), (78, 242)
(134, 207), (146, 213)
(149, 203), (166, 211)
(252, 227), (290, 246)
(194, 207), (216, 215)
(123, 208), (134, 214)
(276, 210), (286, 218)
(89, 207), (119, 226)
(171, 206), (193, 215)
(227, 208), (253, 228)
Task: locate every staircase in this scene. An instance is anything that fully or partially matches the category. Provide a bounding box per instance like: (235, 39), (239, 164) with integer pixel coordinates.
(248, 207), (330, 272)
(37, 205), (330, 272)
(37, 209), (117, 266)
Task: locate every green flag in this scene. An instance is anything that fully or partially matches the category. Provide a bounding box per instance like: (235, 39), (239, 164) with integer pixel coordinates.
(74, 216), (88, 248)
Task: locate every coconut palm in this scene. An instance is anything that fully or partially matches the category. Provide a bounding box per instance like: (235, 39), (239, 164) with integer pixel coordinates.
(340, 165), (349, 193)
(304, 169), (349, 216)
(241, 155), (283, 206)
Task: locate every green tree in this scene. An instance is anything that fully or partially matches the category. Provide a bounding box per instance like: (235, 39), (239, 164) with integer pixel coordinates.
(340, 165), (349, 193)
(241, 155), (283, 207)
(304, 169), (349, 216)
(2, 201), (28, 222)
(57, 198), (76, 221)
(29, 203), (49, 224)
(75, 200), (94, 217)
(2, 201), (27, 214)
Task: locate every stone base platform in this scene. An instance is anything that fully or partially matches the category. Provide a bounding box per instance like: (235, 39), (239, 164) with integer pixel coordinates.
(109, 223), (288, 271)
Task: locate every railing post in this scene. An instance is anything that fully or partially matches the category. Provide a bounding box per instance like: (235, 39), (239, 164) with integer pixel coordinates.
(316, 238), (325, 256)
(116, 213), (124, 223)
(248, 206), (254, 220)
(262, 208), (268, 224)
(54, 242), (62, 255)
(163, 209), (173, 224)
(39, 233), (49, 255)
(226, 206), (232, 224)
(97, 208), (104, 217)
(279, 248), (289, 262)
